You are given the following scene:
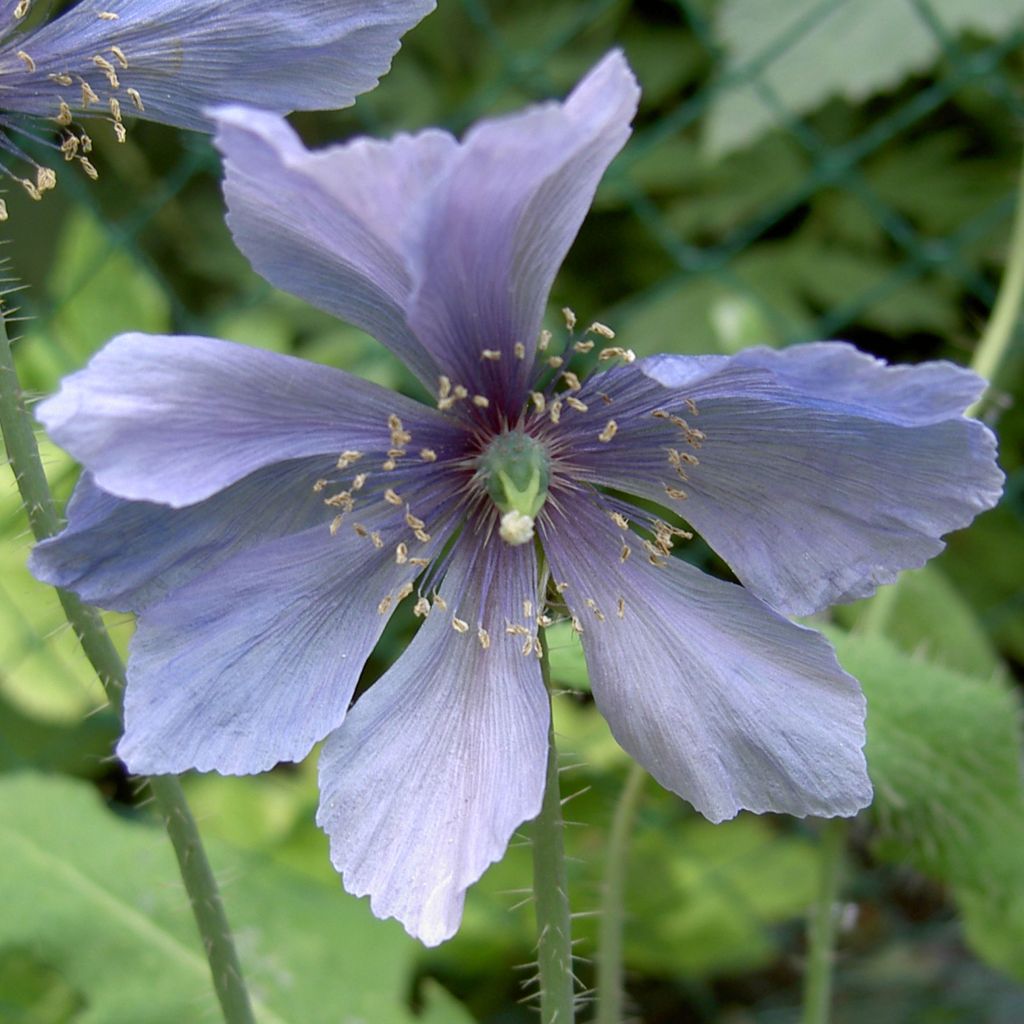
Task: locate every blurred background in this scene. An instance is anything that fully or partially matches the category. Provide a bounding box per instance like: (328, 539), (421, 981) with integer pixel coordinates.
(2, 1), (1024, 1022)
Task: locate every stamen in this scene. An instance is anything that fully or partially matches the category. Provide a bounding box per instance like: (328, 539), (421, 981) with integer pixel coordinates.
(378, 595), (393, 615)
(514, 342), (526, 359)
(585, 598), (605, 622)
(480, 349), (501, 361)
(617, 597), (626, 618)
(452, 616), (469, 634)
(14, 0), (30, 17)
(16, 51), (35, 72)
(396, 582), (414, 603)
(404, 509), (425, 530)
(538, 329), (552, 352)
(664, 484), (688, 501)
(352, 473), (367, 490)
(530, 391), (546, 414)
(477, 627), (491, 650)
(36, 167), (56, 191)
(571, 615), (584, 635)
(547, 356), (564, 369)
(395, 543), (408, 564)
(620, 542), (631, 562)
(598, 420), (618, 443)
(408, 557), (430, 567)
(329, 515), (345, 535)
(126, 87), (144, 112)
(109, 45), (129, 70)
(597, 346), (636, 363)
(19, 178), (41, 201)
(562, 307), (577, 330)
(565, 396), (587, 413)
(419, 448), (437, 462)
(588, 321), (616, 339)
(432, 593), (448, 611)
(413, 597), (431, 617)
(369, 531), (383, 549)
(573, 340), (595, 354)
(561, 371), (581, 391)
(384, 488), (402, 506)
(80, 81), (99, 107)
(56, 101), (73, 126)
(91, 54), (119, 89)
(609, 512), (630, 530)
(549, 399), (562, 424)
(0, 200), (7, 222)
(472, 395), (489, 408)
(97, 10), (119, 20)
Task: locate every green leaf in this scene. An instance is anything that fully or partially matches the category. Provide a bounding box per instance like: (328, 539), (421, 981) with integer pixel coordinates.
(0, 773), (474, 1024)
(707, 0), (1024, 156)
(828, 628), (1024, 978)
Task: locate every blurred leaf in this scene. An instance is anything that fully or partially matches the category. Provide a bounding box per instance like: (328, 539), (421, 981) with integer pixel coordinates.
(16, 208), (170, 393)
(829, 627), (1024, 979)
(707, 0), (1024, 156)
(0, 948), (83, 1024)
(835, 565), (1004, 679)
(0, 773), (474, 1024)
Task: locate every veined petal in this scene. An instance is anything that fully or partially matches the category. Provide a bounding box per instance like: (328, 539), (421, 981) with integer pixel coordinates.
(405, 50), (639, 414)
(317, 536), (548, 946)
(11, 0), (434, 131)
(118, 499), (456, 776)
(30, 457), (336, 612)
(565, 343), (1003, 616)
(541, 498), (871, 823)
(37, 332), (462, 507)
(215, 107), (456, 388)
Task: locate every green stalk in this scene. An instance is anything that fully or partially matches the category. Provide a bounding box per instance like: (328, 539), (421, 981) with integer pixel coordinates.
(595, 761), (646, 1024)
(800, 818), (847, 1024)
(532, 630), (575, 1024)
(0, 306), (256, 1024)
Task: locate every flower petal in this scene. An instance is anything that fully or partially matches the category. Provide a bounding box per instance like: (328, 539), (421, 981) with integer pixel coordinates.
(566, 343), (1003, 615)
(404, 50), (639, 413)
(30, 457), (335, 612)
(117, 501), (455, 776)
(18, 0), (434, 131)
(215, 108), (457, 387)
(317, 536), (548, 946)
(541, 497), (872, 823)
(37, 332), (461, 507)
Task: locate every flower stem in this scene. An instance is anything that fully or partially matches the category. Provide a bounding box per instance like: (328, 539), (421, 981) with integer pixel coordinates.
(533, 631), (575, 1024)
(800, 817), (847, 1024)
(595, 761), (646, 1024)
(967, 146), (1024, 415)
(0, 306), (256, 1024)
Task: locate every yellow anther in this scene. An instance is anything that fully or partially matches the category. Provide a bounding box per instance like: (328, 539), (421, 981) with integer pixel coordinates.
(329, 515), (345, 536)
(620, 542), (631, 563)
(537, 613), (554, 628)
(538, 329), (552, 352)
(313, 479), (329, 492)
(523, 599), (533, 618)
(549, 399), (562, 425)
(598, 420), (618, 443)
(573, 340), (595, 353)
(395, 543), (408, 564)
(571, 615), (584, 635)
(60, 135), (79, 160)
(562, 307), (577, 330)
(352, 472), (368, 491)
(588, 321), (616, 339)
(565, 396), (588, 413)
(404, 510), (425, 530)
(113, 121), (126, 143)
(378, 595), (393, 615)
(381, 458), (397, 471)
(396, 582), (414, 602)
(610, 511), (630, 530)
(480, 349), (501, 361)
(555, 581), (570, 594)
(14, 0), (30, 17)
(324, 491), (353, 509)
(514, 342), (526, 359)
(413, 597), (431, 617)
(110, 45), (128, 70)
(413, 528), (431, 543)
(49, 72), (73, 87)
(686, 398), (699, 416)
(432, 593), (448, 611)
(408, 557), (430, 567)
(16, 51), (35, 72)
(92, 54), (119, 88)
(617, 597), (626, 619)
(109, 97), (122, 122)
(384, 488), (402, 506)
(419, 448), (437, 462)
(56, 101), (73, 126)
(453, 385), (468, 400)
(352, 523), (368, 537)
(0, 200), (7, 222)
(20, 178), (41, 201)
(79, 133), (93, 153)
(521, 636), (534, 657)
(597, 346), (635, 363)
(370, 531), (384, 549)
(530, 391), (546, 414)
(97, 10), (119, 19)
(81, 81), (99, 107)
(126, 87), (144, 111)
(561, 371), (581, 391)
(472, 395), (490, 408)
(35, 166), (56, 191)
(547, 356), (564, 369)
(438, 375), (452, 400)
(478, 627), (491, 650)
(452, 616), (469, 634)
(664, 484), (688, 501)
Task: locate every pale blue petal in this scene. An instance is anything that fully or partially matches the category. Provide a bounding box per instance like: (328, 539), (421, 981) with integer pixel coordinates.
(215, 108), (456, 387)
(541, 497), (871, 823)
(37, 332), (461, 507)
(317, 537), (547, 946)
(565, 343), (1004, 615)
(12, 0), (434, 130)
(404, 50), (639, 413)
(117, 508), (454, 776)
(30, 458), (335, 611)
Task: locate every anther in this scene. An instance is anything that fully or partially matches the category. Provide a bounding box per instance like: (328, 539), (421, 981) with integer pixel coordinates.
(0, 200), (7, 222)
(537, 613), (553, 628)
(597, 346), (636, 363)
(561, 371), (581, 391)
(620, 542), (631, 562)
(405, 510), (425, 530)
(598, 420), (618, 443)
(413, 597), (431, 617)
(432, 593), (448, 611)
(588, 321), (616, 339)
(81, 81), (99, 107)
(92, 54), (119, 88)
(547, 356), (564, 369)
(617, 597), (626, 619)
(514, 342), (526, 359)
(109, 97), (122, 122)
(478, 627), (491, 650)
(573, 340), (595, 354)
(571, 615), (584, 635)
(549, 399), (562, 424)
(126, 87), (144, 111)
(562, 307), (577, 330)
(472, 395), (490, 408)
(384, 488), (402, 506)
(352, 473), (367, 490)
(585, 598), (605, 622)
(438, 375), (452, 400)
(664, 484), (688, 501)
(36, 167), (56, 191)
(453, 385), (468, 400)
(408, 557), (430, 567)
(452, 617), (469, 634)
(378, 595), (393, 615)
(414, 528), (431, 543)
(14, 0), (30, 17)
(395, 543), (408, 564)
(481, 349), (501, 361)
(523, 599), (534, 618)
(530, 392), (546, 414)
(330, 515), (345, 535)
(370, 531), (383, 549)
(17, 50), (35, 71)
(56, 101), (73, 126)
(555, 581), (570, 594)
(20, 178), (41, 201)
(686, 398), (699, 416)
(49, 73), (73, 87)
(565, 397), (588, 413)
(609, 512), (630, 530)
(109, 45), (129, 70)
(324, 491), (353, 510)
(396, 582), (414, 603)
(538, 329), (552, 352)
(419, 448), (437, 462)
(97, 10), (119, 19)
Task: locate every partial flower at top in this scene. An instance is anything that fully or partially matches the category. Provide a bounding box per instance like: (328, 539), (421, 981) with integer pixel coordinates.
(0, 0), (433, 218)
(31, 52), (1004, 946)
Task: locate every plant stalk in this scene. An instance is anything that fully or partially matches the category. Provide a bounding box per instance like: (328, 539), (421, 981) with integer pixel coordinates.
(532, 630), (576, 1024)
(0, 306), (256, 1024)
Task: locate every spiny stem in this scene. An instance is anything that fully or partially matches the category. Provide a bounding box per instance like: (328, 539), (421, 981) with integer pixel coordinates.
(800, 818), (847, 1024)
(595, 761), (646, 1024)
(0, 306), (256, 1024)
(532, 629), (575, 1024)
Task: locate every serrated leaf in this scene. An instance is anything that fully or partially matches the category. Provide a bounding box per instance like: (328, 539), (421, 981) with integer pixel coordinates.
(0, 773), (474, 1024)
(707, 0), (1024, 156)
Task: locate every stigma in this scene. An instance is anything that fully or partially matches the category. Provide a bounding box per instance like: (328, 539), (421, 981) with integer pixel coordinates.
(476, 429), (550, 546)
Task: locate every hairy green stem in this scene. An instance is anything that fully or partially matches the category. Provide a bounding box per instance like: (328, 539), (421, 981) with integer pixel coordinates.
(800, 818), (847, 1024)
(0, 307), (256, 1024)
(532, 631), (575, 1024)
(595, 761), (646, 1024)
(968, 147), (1024, 414)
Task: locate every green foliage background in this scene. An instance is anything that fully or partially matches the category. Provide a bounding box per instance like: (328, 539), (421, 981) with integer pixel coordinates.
(2, 1), (1024, 1021)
